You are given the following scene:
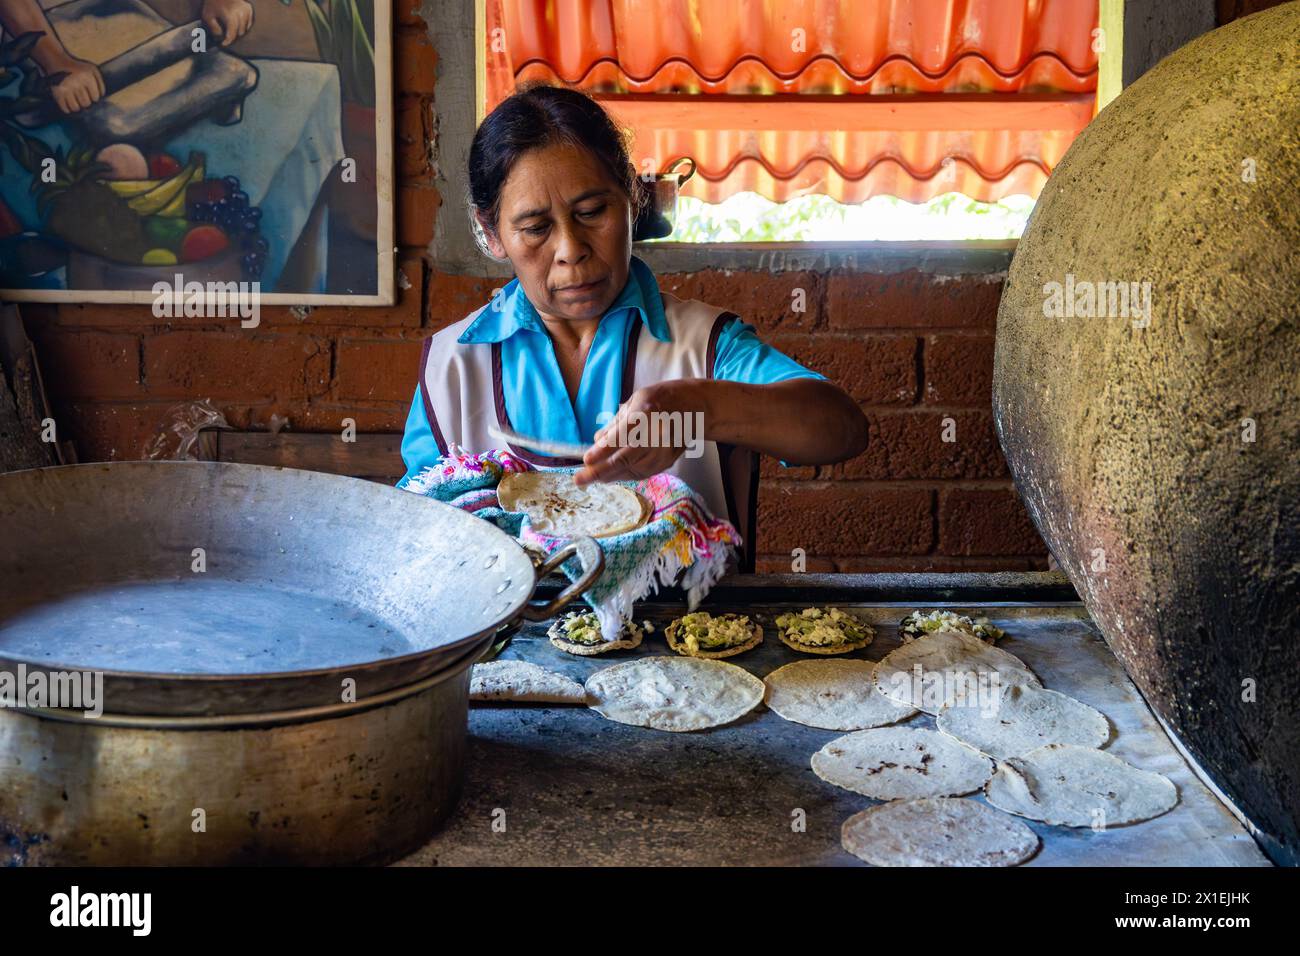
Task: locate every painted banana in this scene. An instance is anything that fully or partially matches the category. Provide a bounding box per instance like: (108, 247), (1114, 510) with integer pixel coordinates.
(107, 178), (162, 198)
(126, 154), (205, 217)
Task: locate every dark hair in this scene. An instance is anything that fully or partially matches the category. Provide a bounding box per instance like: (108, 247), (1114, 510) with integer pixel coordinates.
(468, 85), (643, 252)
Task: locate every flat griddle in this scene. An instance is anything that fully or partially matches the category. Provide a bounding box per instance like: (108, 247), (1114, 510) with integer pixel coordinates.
(398, 573), (1272, 867)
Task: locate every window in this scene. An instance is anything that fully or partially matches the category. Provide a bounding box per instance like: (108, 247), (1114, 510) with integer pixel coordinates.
(479, 0), (1099, 243)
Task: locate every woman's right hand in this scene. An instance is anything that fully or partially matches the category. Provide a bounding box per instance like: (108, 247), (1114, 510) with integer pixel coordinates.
(48, 56), (105, 114)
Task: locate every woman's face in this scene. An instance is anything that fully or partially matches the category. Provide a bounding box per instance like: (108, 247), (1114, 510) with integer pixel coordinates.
(482, 142), (632, 323)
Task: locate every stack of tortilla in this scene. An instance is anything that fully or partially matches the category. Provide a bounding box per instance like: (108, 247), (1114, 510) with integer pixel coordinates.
(758, 612), (1177, 866)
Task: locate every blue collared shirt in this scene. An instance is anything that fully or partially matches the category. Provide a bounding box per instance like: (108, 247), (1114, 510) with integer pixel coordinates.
(399, 256), (824, 483)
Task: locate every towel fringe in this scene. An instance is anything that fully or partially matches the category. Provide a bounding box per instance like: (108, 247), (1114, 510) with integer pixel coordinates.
(588, 525), (732, 641)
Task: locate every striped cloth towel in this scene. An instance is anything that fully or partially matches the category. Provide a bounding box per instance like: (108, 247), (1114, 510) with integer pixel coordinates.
(399, 446), (740, 642)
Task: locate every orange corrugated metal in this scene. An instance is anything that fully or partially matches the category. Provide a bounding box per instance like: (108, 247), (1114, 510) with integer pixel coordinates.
(484, 0), (1099, 204)
(628, 125), (1075, 203)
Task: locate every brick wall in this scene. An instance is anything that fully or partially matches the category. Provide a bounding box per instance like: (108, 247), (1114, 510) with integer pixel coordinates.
(655, 269), (1048, 573)
(19, 0), (1049, 573)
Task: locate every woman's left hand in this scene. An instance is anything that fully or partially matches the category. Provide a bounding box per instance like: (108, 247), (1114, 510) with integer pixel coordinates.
(573, 380), (706, 485)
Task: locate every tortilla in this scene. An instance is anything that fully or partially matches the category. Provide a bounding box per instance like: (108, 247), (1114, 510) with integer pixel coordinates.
(498, 471), (647, 538)
(469, 660), (587, 704)
(984, 744), (1178, 828)
(841, 797), (1040, 867)
(584, 656), (764, 732)
(937, 683), (1111, 760)
(665, 613), (763, 659)
(547, 615), (644, 656)
(811, 727), (993, 800)
(873, 629), (1041, 715)
(775, 606), (875, 655)
(763, 660), (916, 731)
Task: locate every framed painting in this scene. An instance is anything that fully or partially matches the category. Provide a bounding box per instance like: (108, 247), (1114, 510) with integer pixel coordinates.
(0, 0), (394, 305)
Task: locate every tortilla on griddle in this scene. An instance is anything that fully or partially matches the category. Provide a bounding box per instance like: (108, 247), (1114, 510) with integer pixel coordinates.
(584, 656), (764, 732)
(841, 797), (1039, 868)
(984, 743), (1178, 828)
(469, 660), (587, 704)
(811, 726), (993, 800)
(873, 628), (1041, 715)
(498, 471), (647, 538)
(937, 683), (1111, 760)
(763, 659), (916, 731)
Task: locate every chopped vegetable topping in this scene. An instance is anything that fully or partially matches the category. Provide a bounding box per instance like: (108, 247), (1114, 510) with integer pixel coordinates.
(775, 606), (872, 647)
(898, 609), (1005, 643)
(554, 610), (636, 645)
(672, 611), (754, 655)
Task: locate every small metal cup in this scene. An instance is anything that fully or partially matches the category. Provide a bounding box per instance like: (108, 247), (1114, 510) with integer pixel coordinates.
(633, 157), (696, 241)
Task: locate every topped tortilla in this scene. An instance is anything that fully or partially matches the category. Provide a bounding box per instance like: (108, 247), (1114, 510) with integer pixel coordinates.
(899, 609), (1005, 643)
(775, 606), (874, 655)
(665, 611), (763, 659)
(547, 610), (645, 656)
(498, 471), (648, 538)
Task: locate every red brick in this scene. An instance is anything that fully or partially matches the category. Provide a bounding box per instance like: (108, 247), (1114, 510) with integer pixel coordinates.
(143, 332), (330, 400)
(397, 95), (433, 182)
(268, 403), (410, 432)
(768, 333), (916, 404)
(756, 554), (836, 573)
(937, 487), (1049, 556)
(656, 270), (824, 332)
(334, 337), (425, 402)
(924, 333), (994, 406)
(261, 257), (425, 329)
(46, 303), (170, 328)
(215, 402), (409, 433)
(60, 402), (179, 461)
(427, 271), (499, 329)
(398, 185), (439, 247)
(395, 28), (437, 94)
(821, 409), (1008, 480)
(757, 483), (932, 556)
(832, 555), (1050, 572)
(826, 271), (1003, 330)
(29, 330), (140, 399)
(759, 455), (815, 480)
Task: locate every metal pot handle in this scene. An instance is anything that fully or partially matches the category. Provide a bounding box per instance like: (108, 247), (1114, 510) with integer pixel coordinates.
(517, 536), (605, 621)
(665, 156), (695, 183)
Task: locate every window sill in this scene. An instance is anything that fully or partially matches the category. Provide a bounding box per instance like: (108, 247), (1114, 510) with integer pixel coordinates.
(634, 239), (1016, 276)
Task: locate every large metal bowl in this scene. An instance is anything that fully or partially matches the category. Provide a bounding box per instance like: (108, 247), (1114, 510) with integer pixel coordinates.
(0, 461), (603, 864)
(0, 461), (601, 716)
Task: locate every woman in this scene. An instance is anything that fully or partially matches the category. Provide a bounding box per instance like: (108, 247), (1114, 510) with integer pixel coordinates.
(400, 86), (868, 565)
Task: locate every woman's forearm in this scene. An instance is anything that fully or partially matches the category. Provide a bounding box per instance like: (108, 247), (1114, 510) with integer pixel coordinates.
(698, 378), (868, 465)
